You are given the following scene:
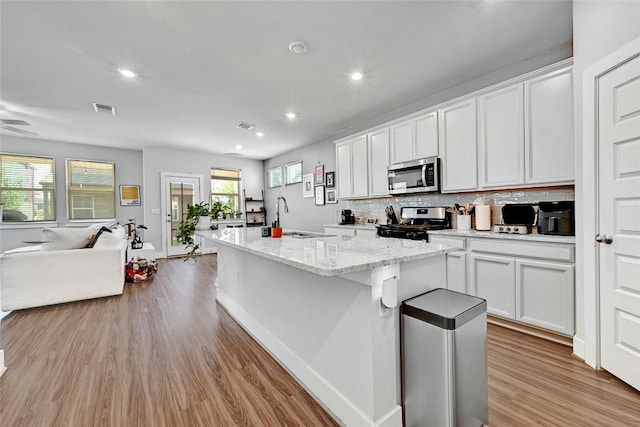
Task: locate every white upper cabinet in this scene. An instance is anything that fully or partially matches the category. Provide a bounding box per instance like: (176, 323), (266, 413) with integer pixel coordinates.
(389, 112), (438, 165)
(368, 128), (390, 197)
(478, 83), (525, 188)
(414, 111), (439, 159)
(389, 120), (413, 164)
(524, 66), (574, 184)
(336, 130), (387, 199)
(439, 98), (478, 192)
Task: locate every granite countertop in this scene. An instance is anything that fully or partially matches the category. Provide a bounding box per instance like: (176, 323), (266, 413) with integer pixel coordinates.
(323, 223), (378, 230)
(428, 229), (576, 244)
(196, 228), (454, 277)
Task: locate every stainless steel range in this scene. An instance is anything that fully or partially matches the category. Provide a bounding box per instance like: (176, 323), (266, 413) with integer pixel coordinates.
(377, 207), (451, 240)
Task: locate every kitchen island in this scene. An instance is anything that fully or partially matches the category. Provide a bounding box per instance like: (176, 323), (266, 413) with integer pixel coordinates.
(196, 228), (455, 427)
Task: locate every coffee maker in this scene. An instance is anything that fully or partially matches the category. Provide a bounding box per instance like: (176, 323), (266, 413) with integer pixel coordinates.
(341, 209), (356, 225)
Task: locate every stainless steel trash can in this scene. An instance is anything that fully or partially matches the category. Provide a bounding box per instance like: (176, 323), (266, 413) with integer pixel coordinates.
(401, 288), (488, 427)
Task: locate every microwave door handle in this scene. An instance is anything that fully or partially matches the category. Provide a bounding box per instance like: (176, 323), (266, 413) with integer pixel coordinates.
(422, 164), (427, 187)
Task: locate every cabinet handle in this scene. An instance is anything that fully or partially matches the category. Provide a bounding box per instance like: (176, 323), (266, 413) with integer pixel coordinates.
(595, 234), (613, 244)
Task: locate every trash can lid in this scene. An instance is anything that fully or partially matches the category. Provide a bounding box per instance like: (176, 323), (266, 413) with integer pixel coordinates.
(402, 288), (486, 330)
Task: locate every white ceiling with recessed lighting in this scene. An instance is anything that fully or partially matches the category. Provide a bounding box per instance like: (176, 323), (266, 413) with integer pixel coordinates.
(0, 1), (572, 160)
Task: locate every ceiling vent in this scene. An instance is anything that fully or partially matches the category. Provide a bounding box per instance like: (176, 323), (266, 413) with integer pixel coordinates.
(92, 102), (116, 115)
(236, 122), (256, 130)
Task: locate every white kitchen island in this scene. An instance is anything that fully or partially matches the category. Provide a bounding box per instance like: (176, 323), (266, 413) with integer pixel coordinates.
(196, 228), (455, 427)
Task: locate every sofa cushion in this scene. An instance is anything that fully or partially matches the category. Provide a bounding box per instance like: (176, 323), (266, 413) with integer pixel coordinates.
(41, 227), (93, 251)
(3, 245), (43, 255)
(93, 227), (126, 249)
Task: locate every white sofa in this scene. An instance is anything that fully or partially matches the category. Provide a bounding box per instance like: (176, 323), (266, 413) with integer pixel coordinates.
(0, 225), (128, 311)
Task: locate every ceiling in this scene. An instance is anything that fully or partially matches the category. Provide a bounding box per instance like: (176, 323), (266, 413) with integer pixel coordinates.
(0, 1), (572, 160)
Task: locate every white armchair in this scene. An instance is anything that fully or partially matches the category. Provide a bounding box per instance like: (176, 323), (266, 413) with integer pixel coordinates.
(1, 226), (128, 311)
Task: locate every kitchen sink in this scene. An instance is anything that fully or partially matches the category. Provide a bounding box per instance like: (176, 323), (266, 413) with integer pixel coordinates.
(282, 231), (335, 239)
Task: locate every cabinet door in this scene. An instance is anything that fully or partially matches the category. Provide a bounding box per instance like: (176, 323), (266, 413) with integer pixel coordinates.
(368, 128), (390, 197)
(524, 66), (574, 184)
(414, 111), (438, 159)
(389, 120), (413, 164)
(446, 251), (467, 294)
(515, 259), (574, 336)
(351, 135), (369, 198)
(470, 253), (515, 319)
(478, 83), (525, 188)
(439, 98), (478, 192)
(336, 141), (353, 198)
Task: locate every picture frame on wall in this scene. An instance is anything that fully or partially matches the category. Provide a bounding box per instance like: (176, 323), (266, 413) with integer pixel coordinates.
(325, 171), (335, 188)
(302, 173), (314, 198)
(119, 185), (141, 206)
(315, 164), (324, 185)
(326, 188), (337, 204)
(315, 185), (325, 205)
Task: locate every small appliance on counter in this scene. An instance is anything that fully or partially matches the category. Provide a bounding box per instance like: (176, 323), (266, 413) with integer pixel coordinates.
(538, 201), (574, 236)
(385, 205), (399, 224)
(340, 209), (356, 225)
(492, 204), (537, 235)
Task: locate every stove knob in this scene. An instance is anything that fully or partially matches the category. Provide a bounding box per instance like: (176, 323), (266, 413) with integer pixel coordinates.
(505, 227), (511, 232)
(498, 226), (504, 232)
(407, 232), (415, 239)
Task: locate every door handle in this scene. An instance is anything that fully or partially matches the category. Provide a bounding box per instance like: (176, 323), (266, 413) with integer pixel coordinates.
(595, 234), (613, 244)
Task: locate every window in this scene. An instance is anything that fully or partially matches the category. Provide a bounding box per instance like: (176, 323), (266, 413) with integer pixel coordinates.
(211, 168), (241, 215)
(66, 159), (115, 220)
(0, 153), (55, 222)
(267, 166), (282, 188)
(284, 161), (302, 185)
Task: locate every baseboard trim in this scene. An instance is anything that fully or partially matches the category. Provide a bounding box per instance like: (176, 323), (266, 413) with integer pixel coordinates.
(572, 336), (586, 361)
(488, 316), (573, 347)
(217, 290), (399, 427)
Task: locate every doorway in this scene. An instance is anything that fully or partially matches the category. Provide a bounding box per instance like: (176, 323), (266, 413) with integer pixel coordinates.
(161, 173), (204, 257)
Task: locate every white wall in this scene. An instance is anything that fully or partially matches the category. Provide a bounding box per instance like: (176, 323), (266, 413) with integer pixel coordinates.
(142, 146), (263, 256)
(0, 135), (143, 252)
(572, 0), (640, 362)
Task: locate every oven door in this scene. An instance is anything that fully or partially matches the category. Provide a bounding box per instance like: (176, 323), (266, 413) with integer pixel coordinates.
(388, 157), (439, 194)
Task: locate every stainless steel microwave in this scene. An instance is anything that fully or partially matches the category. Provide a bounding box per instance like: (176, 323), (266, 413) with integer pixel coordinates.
(388, 156), (440, 195)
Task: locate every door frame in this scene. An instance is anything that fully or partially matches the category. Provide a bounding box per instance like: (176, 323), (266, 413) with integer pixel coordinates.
(580, 36), (640, 368)
(160, 172), (205, 257)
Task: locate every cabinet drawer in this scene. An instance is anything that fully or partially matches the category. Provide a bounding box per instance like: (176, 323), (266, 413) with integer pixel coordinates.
(469, 239), (574, 262)
(429, 236), (465, 250)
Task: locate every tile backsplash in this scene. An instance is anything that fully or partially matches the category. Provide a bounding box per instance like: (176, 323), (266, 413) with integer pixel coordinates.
(344, 186), (574, 226)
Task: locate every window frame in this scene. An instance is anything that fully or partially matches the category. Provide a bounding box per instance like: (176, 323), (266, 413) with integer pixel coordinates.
(267, 166), (282, 188)
(210, 168), (242, 215)
(284, 161), (303, 185)
(65, 158), (116, 221)
(0, 152), (56, 223)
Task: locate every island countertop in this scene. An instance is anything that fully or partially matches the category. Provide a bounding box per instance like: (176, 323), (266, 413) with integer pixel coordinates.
(196, 228), (454, 277)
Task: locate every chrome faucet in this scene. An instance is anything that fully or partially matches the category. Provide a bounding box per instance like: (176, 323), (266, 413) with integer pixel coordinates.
(275, 196), (289, 227)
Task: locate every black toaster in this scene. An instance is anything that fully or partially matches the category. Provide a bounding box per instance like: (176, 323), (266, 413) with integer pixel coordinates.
(537, 201), (574, 236)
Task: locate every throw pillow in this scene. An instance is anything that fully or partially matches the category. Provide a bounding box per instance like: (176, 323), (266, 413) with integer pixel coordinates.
(41, 227), (94, 251)
(86, 226), (113, 248)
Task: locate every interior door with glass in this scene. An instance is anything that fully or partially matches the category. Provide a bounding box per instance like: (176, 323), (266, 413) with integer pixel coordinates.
(164, 175), (202, 257)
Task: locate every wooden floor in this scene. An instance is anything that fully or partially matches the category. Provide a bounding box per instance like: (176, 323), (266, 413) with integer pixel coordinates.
(2, 255), (639, 426)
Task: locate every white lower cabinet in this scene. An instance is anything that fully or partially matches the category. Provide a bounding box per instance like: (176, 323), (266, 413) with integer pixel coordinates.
(470, 253), (516, 319)
(430, 234), (576, 337)
(515, 259), (574, 335)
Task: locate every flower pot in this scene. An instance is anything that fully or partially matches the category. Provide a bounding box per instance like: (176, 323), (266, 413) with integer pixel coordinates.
(271, 227), (283, 238)
(196, 216), (211, 231)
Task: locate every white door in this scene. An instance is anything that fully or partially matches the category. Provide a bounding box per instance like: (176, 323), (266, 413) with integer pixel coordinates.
(162, 174), (203, 257)
(598, 53), (640, 390)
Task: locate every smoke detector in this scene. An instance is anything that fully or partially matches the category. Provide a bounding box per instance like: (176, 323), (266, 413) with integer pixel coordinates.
(236, 122), (256, 130)
(288, 40), (308, 55)
(92, 102), (116, 115)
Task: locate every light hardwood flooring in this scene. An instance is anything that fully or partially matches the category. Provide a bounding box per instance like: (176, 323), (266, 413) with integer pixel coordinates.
(2, 255), (639, 426)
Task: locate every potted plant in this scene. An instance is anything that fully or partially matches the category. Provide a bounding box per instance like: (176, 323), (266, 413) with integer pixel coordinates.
(176, 202), (211, 261)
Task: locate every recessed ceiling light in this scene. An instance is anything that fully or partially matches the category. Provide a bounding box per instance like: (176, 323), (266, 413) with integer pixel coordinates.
(117, 68), (137, 78)
(235, 145), (243, 150)
(288, 41), (308, 55)
(285, 112), (297, 119)
(256, 132), (264, 137)
(350, 71), (364, 81)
